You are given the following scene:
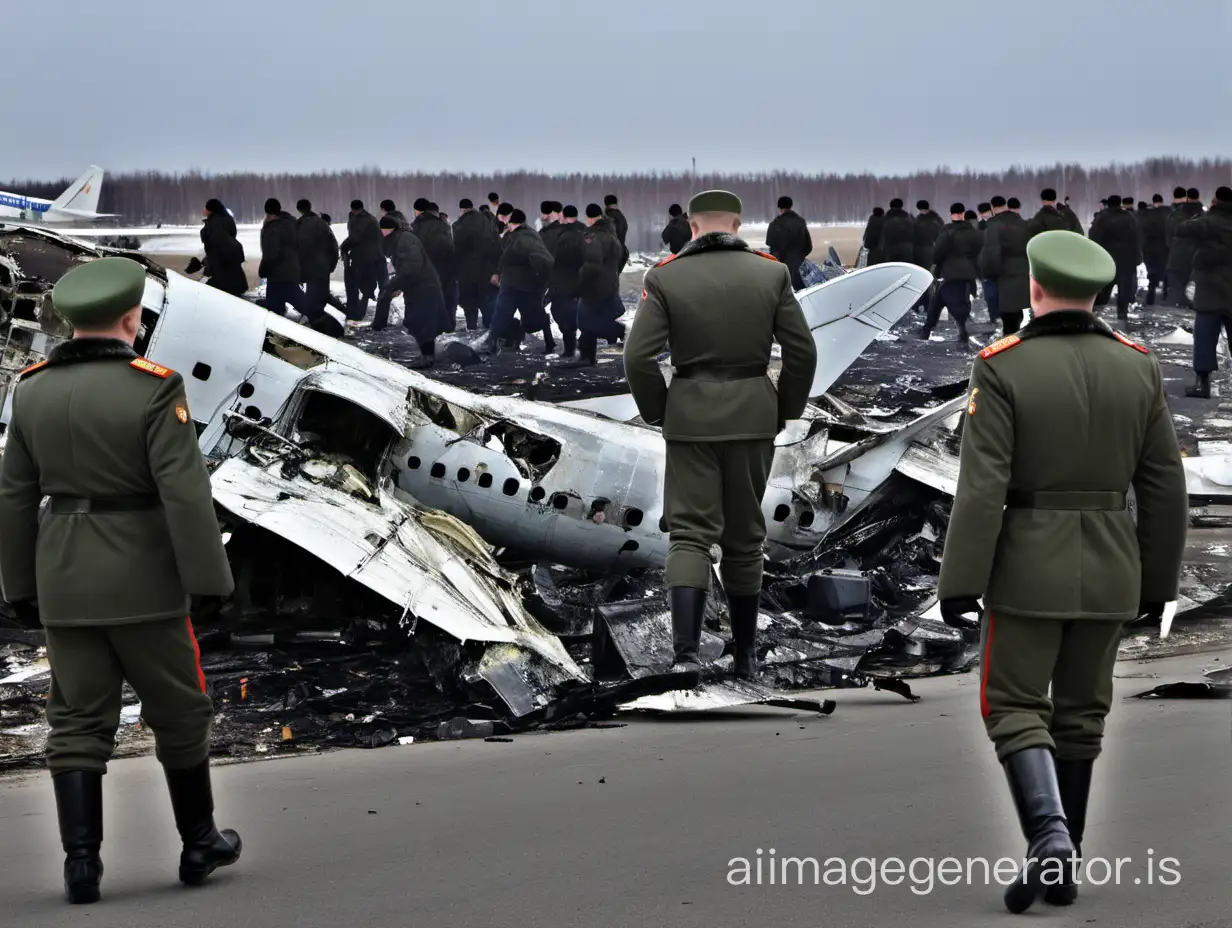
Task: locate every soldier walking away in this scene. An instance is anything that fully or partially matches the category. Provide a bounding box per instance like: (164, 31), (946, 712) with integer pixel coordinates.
(548, 205), (587, 359)
(379, 199), (409, 230)
(1140, 194), (1170, 306)
(977, 202), (993, 231)
(878, 197), (915, 265)
(1058, 195), (1084, 235)
(1176, 186), (1232, 398)
(295, 199), (346, 333)
(560, 204), (625, 369)
(922, 203), (982, 343)
(862, 206), (886, 265)
(938, 231), (1187, 914)
(1026, 189), (1071, 240)
(765, 196), (814, 289)
(411, 199), (458, 335)
(911, 200), (945, 313)
(0, 258), (242, 904)
(257, 198), (311, 318)
(623, 191), (818, 687)
(374, 216), (445, 368)
(661, 204), (691, 255)
(1088, 195), (1142, 321)
(340, 199), (383, 322)
(453, 199), (501, 331)
(198, 199), (248, 296)
(980, 196), (1030, 334)
(1165, 187), (1205, 307)
(604, 194), (630, 272)
(486, 209), (555, 355)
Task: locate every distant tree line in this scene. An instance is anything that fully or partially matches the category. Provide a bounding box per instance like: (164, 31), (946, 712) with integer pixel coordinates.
(8, 156), (1230, 252)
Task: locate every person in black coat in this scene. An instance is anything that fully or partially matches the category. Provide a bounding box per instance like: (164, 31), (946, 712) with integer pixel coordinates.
(765, 196), (814, 289)
(373, 218), (444, 367)
(980, 196), (1030, 333)
(604, 194), (630, 272)
(878, 198), (915, 264)
(560, 204), (626, 368)
(198, 199), (248, 296)
(921, 203), (983, 342)
(1140, 194), (1171, 305)
(661, 204), (691, 255)
(487, 210), (556, 354)
(340, 199), (383, 321)
(1176, 187), (1232, 397)
(1025, 190), (1071, 239)
(549, 205), (587, 358)
(295, 198), (344, 322)
(1089, 195), (1142, 319)
(1166, 187), (1206, 307)
(380, 199), (409, 230)
(911, 200), (946, 312)
(257, 198), (310, 317)
(862, 207), (886, 265)
(453, 199), (501, 330)
(411, 198), (458, 335)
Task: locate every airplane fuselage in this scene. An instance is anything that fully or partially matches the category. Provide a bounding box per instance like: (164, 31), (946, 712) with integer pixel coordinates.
(0, 193), (104, 224)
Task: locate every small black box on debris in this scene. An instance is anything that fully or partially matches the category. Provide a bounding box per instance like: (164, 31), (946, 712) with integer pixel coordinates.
(805, 569), (870, 625)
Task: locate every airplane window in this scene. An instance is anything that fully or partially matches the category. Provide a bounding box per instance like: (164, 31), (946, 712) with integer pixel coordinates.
(244, 405), (262, 420)
(407, 456), (421, 469)
(457, 467), (471, 482)
(430, 463), (446, 478)
(773, 504), (790, 522)
(551, 493), (569, 510)
(238, 382), (255, 398)
(799, 510), (815, 528)
(620, 540), (640, 553)
(658, 515), (669, 533)
(624, 508), (644, 528)
(192, 362), (212, 382)
(478, 473), (493, 489)
(502, 478), (520, 496)
(529, 486), (546, 502)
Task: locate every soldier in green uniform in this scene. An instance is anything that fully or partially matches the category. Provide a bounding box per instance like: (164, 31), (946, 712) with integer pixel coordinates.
(623, 191), (818, 686)
(937, 231), (1188, 914)
(0, 257), (241, 904)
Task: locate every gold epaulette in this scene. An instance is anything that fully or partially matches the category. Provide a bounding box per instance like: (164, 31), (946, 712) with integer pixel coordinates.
(130, 357), (174, 379)
(16, 360), (49, 379)
(979, 334), (1022, 359)
(1113, 331), (1149, 354)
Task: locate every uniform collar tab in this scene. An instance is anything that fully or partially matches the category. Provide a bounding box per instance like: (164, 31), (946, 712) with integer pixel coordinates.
(47, 338), (138, 367)
(676, 232), (749, 259)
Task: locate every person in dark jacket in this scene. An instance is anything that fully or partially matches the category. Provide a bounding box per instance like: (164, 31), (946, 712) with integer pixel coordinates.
(380, 199), (409, 230)
(549, 205), (587, 358)
(980, 196), (1030, 334)
(604, 194), (630, 272)
(1026, 189), (1071, 240)
(922, 203), (983, 342)
(411, 198), (458, 334)
(560, 204), (626, 368)
(340, 199), (383, 321)
(539, 201), (564, 254)
(1140, 194), (1171, 305)
(1165, 187), (1206, 307)
(977, 203), (993, 231)
(765, 196), (814, 289)
(198, 199), (248, 296)
(911, 200), (946, 312)
(453, 199), (501, 330)
(296, 198), (344, 323)
(1089, 195), (1142, 320)
(487, 210), (555, 355)
(964, 210), (978, 223)
(1058, 196), (1084, 235)
(1177, 187), (1232, 398)
(862, 207), (886, 265)
(257, 198), (310, 317)
(661, 204), (691, 255)
(374, 218), (444, 368)
(495, 202), (514, 235)
(878, 198), (915, 264)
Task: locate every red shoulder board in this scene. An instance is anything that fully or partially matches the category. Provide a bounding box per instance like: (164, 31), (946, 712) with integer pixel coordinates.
(978, 334), (1022, 359)
(654, 253), (679, 268)
(17, 360), (49, 379)
(130, 357), (173, 379)
(1113, 331), (1149, 354)
(751, 250), (781, 262)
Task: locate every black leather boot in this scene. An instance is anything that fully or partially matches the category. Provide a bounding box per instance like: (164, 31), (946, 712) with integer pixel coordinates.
(52, 771), (104, 904)
(1002, 747), (1075, 914)
(558, 335), (597, 369)
(408, 341), (435, 370)
(956, 321), (970, 344)
(1185, 372), (1211, 398)
(918, 325), (932, 340)
(727, 594), (760, 681)
(666, 586), (707, 688)
(164, 761), (242, 886)
(1044, 758), (1094, 906)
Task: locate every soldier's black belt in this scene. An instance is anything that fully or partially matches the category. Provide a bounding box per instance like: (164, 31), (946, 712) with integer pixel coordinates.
(672, 364), (768, 382)
(1006, 490), (1127, 511)
(48, 495), (161, 515)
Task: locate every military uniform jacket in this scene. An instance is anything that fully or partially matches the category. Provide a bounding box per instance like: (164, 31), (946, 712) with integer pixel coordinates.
(938, 312), (1187, 621)
(1025, 205), (1071, 240)
(0, 339), (234, 626)
(623, 233), (817, 442)
(979, 212), (1031, 315)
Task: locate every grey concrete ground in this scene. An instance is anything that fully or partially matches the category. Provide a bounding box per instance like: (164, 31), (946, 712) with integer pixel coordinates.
(0, 649), (1228, 928)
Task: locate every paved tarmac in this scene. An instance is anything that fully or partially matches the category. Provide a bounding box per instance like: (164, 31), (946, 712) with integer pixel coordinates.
(0, 649), (1227, 928)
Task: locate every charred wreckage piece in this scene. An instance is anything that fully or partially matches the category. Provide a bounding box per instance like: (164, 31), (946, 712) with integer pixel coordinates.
(0, 225), (1224, 767)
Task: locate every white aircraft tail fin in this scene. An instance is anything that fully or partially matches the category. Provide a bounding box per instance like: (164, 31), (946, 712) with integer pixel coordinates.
(49, 166), (105, 215)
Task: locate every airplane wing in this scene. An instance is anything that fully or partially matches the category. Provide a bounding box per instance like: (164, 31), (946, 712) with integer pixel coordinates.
(559, 263), (932, 421)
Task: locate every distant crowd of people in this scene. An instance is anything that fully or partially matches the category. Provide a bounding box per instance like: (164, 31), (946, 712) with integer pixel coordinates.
(192, 192), (636, 369)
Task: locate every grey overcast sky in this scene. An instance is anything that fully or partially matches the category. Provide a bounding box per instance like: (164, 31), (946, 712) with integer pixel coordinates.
(3, 0), (1229, 179)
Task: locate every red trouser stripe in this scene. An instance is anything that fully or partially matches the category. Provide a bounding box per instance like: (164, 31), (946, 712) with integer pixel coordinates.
(979, 610), (995, 718)
(186, 617), (207, 694)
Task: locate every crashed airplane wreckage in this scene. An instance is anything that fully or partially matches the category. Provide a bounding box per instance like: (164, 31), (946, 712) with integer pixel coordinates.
(0, 225), (1219, 759)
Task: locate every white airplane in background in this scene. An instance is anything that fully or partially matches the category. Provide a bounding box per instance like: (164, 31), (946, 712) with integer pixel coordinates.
(0, 166), (113, 224)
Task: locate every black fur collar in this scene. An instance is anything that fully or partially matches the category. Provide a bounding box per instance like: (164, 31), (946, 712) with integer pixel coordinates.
(1018, 310), (1113, 339)
(47, 338), (137, 367)
(676, 232), (749, 259)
